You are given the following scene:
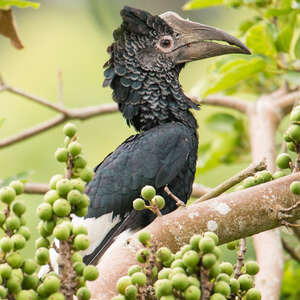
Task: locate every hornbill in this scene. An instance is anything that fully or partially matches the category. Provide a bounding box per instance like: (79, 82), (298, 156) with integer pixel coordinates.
(75, 7), (250, 265)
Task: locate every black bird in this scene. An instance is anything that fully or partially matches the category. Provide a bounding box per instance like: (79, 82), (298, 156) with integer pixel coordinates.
(75, 7), (250, 265)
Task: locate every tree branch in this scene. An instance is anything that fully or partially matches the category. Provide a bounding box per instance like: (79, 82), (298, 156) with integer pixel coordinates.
(88, 173), (300, 300)
(194, 159), (267, 203)
(190, 95), (249, 114)
(0, 79), (119, 148)
(24, 183), (49, 194)
(281, 236), (300, 263)
(191, 183), (212, 198)
(247, 94), (283, 300)
(276, 90), (300, 115)
(0, 104), (118, 149)
(1, 84), (69, 114)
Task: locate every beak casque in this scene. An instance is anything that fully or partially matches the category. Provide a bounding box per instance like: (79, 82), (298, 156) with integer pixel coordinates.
(160, 12), (251, 63)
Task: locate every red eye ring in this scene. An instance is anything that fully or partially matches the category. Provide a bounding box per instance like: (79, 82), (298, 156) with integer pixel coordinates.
(160, 39), (171, 48)
(157, 36), (174, 52)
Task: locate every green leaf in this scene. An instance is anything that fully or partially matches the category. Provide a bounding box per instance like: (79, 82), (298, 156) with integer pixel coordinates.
(275, 13), (297, 53)
(0, 0), (39, 9)
(203, 57), (266, 96)
(283, 71), (300, 85)
(196, 113), (246, 174)
(239, 19), (256, 35)
(196, 133), (238, 174)
(0, 171), (33, 188)
(183, 0), (223, 10)
(265, 8), (292, 17)
(295, 35), (300, 59)
(246, 22), (277, 58)
(205, 113), (241, 132)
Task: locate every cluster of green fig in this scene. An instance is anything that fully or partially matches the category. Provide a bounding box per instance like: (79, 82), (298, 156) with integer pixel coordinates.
(235, 165), (290, 192)
(112, 231), (261, 300)
(0, 180), (38, 299)
(278, 105), (300, 196)
(34, 122), (98, 299)
(236, 170), (273, 191)
(133, 185), (165, 214)
(36, 122), (93, 240)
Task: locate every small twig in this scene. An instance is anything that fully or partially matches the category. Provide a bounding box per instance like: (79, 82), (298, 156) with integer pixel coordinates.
(0, 104), (118, 149)
(0, 74), (4, 86)
(164, 186), (185, 207)
(281, 236), (300, 262)
(190, 95), (249, 114)
(3, 85), (69, 114)
(292, 225), (300, 241)
(194, 159), (267, 203)
(279, 201), (300, 214)
(24, 182), (49, 194)
(281, 220), (300, 228)
(58, 69), (63, 105)
(234, 238), (246, 279)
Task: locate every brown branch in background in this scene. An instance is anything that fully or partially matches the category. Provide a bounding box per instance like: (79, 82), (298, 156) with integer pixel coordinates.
(190, 95), (249, 114)
(292, 225), (300, 241)
(0, 104), (118, 148)
(276, 90), (300, 115)
(234, 238), (246, 279)
(193, 159), (267, 204)
(22, 182), (212, 197)
(247, 94), (283, 300)
(2, 84), (69, 114)
(191, 183), (212, 198)
(24, 182), (49, 194)
(58, 70), (63, 105)
(281, 237), (300, 263)
(0, 79), (118, 149)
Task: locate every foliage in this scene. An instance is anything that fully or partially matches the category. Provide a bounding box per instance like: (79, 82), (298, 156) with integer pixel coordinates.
(0, 123), (98, 300)
(184, 0), (300, 96)
(196, 113), (248, 175)
(281, 260), (300, 300)
(0, 0), (39, 9)
(184, 0), (300, 174)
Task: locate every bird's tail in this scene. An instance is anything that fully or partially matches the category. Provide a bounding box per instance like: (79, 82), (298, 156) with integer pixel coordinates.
(39, 211), (136, 277)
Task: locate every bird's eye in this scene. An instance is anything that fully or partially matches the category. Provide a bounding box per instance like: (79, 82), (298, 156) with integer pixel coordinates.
(160, 39), (171, 48)
(157, 36), (174, 52)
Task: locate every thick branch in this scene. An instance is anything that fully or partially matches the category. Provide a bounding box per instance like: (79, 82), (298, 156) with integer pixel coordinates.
(88, 173), (300, 300)
(190, 95), (249, 114)
(194, 159), (266, 203)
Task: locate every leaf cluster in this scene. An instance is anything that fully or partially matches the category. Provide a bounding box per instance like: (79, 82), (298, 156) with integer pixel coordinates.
(184, 0), (300, 96)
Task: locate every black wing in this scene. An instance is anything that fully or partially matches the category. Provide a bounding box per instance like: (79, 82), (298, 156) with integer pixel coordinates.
(85, 122), (194, 218)
(82, 122), (196, 264)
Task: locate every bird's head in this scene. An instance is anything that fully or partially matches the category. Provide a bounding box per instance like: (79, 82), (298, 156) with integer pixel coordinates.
(103, 7), (250, 131)
(105, 6), (250, 73)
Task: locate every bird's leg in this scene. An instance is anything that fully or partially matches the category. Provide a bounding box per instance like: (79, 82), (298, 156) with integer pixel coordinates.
(164, 186), (185, 207)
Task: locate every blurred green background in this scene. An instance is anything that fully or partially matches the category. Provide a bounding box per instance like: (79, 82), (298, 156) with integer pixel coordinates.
(0, 0), (251, 258)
